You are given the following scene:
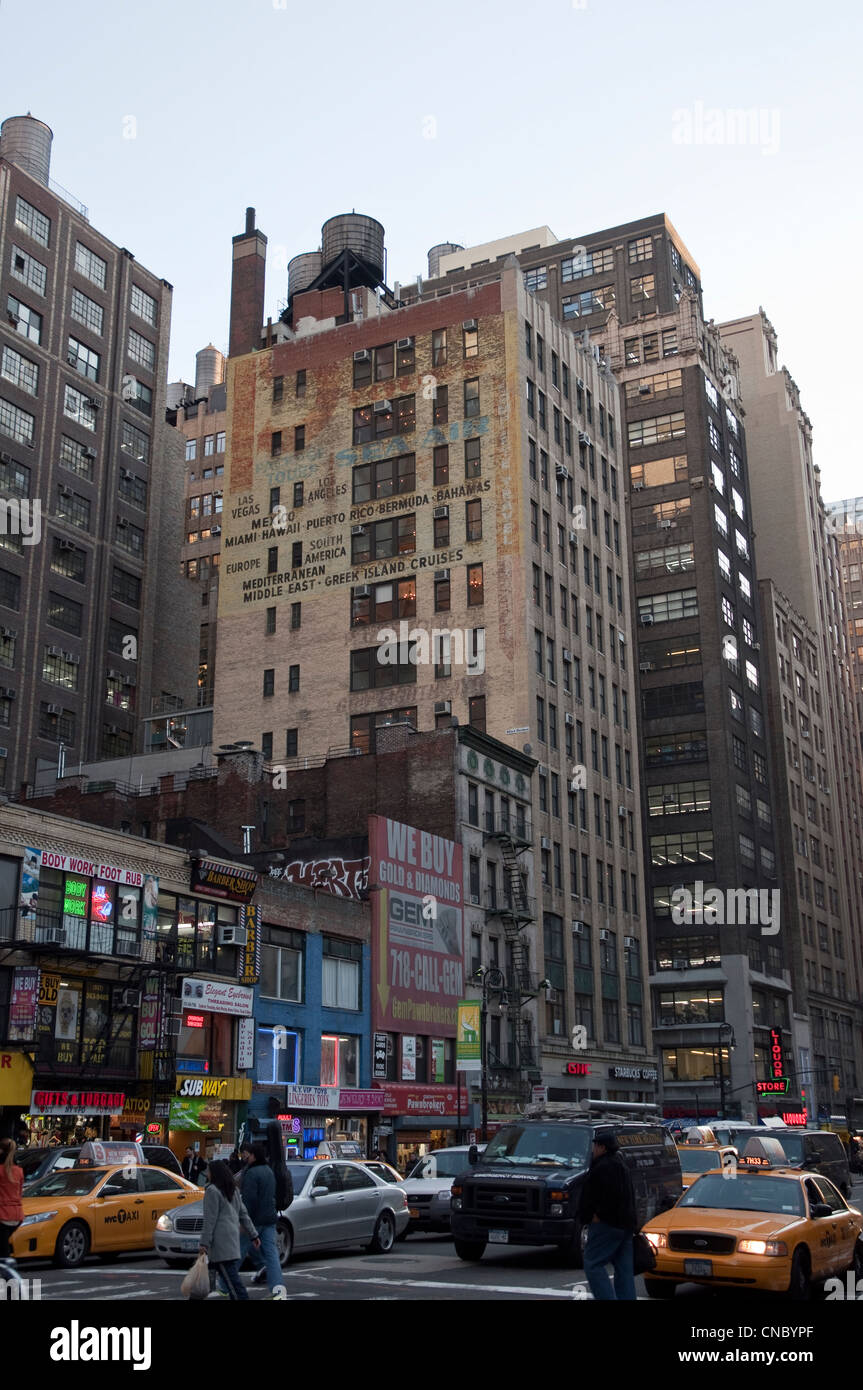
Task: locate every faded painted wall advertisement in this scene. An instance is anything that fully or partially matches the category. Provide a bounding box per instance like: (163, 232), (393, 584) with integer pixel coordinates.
(369, 815), (463, 1037)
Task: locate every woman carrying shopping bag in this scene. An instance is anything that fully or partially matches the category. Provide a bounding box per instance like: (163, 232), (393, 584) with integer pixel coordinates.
(198, 1159), (260, 1300)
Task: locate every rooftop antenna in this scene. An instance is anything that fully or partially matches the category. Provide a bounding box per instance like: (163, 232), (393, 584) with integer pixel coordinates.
(416, 274), (423, 295)
(241, 825), (255, 854)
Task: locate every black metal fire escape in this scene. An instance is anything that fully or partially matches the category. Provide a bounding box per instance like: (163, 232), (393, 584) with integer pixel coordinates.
(482, 819), (541, 1093)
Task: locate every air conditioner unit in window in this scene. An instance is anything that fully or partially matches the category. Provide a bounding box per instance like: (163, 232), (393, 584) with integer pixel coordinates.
(107, 723), (120, 734)
(572, 920), (584, 934)
(354, 585), (371, 598)
(211, 525), (221, 536)
(121, 375), (137, 401)
(638, 384), (651, 395)
(115, 938), (140, 958)
(59, 485), (72, 498)
(117, 518), (128, 528)
(1, 687), (15, 699)
(577, 378), (585, 389)
(85, 396), (101, 410)
(83, 448), (96, 461)
(435, 569), (450, 581)
(0, 627), (12, 639)
(120, 988), (142, 1008)
(618, 805), (627, 818)
(599, 928), (610, 942)
(545, 986), (559, 1004)
(751, 641), (761, 650)
(556, 464), (569, 479)
(639, 661), (655, 672)
(46, 703), (62, 715)
(624, 936), (637, 949)
(353, 349), (370, 362)
(434, 701), (452, 715)
(562, 648), (572, 662)
(579, 432), (590, 445)
(632, 481), (645, 491)
(218, 924), (248, 947)
(58, 539), (75, 551)
(120, 467), (134, 480)
(463, 319), (477, 331)
(166, 1015), (182, 1038)
(46, 645), (60, 657)
(351, 525), (366, 536)
(373, 400), (392, 414)
(66, 349), (79, 366)
(565, 712), (574, 726)
(64, 652), (79, 664)
(640, 614), (654, 626)
(673, 957), (688, 969)
(540, 836), (551, 850)
(397, 337), (414, 350)
(433, 506), (448, 519)
(658, 519), (673, 529)
(39, 926), (65, 945)
(568, 530), (577, 542)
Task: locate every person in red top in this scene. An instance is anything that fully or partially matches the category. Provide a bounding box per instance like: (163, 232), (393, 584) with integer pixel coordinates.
(0, 1137), (24, 1259)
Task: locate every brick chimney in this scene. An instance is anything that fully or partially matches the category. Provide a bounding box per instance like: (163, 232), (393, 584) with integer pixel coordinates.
(229, 207), (267, 357)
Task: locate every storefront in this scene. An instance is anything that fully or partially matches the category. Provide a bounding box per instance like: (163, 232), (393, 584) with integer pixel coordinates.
(24, 1088), (129, 1146)
(372, 1084), (462, 1169)
(0, 1049), (34, 1141)
(169, 1074), (253, 1160)
(266, 1086), (383, 1160)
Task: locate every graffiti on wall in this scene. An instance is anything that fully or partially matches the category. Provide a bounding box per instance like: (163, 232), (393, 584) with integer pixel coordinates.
(267, 856), (370, 901)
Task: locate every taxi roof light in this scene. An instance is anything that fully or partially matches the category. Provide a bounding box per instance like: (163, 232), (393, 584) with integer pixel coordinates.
(739, 1135), (788, 1169)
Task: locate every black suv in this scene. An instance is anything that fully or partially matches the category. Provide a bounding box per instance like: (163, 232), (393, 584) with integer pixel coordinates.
(450, 1107), (682, 1265)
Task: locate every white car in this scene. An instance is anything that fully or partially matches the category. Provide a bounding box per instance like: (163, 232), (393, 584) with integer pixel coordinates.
(400, 1146), (485, 1235)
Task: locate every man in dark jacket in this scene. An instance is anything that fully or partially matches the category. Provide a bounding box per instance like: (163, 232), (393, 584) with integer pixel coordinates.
(182, 1147), (205, 1184)
(577, 1128), (637, 1300)
(238, 1142), (282, 1295)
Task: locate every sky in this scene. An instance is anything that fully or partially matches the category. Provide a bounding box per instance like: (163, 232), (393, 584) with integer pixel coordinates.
(2, 0), (860, 499)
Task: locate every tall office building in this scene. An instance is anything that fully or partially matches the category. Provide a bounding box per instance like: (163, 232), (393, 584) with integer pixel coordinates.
(720, 311), (863, 1115)
(0, 114), (197, 794)
(415, 218), (792, 1122)
(827, 496), (863, 758)
(213, 211), (656, 1106)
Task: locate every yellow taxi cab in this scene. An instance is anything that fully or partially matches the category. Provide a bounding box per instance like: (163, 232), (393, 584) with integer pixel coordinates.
(642, 1136), (863, 1300)
(12, 1163), (201, 1268)
(677, 1144), (738, 1190)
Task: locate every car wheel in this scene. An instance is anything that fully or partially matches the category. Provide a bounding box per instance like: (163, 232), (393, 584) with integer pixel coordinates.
(54, 1220), (90, 1269)
(787, 1247), (811, 1301)
(644, 1278), (677, 1300)
(453, 1238), (486, 1262)
(366, 1211), (396, 1255)
(276, 1219), (293, 1267)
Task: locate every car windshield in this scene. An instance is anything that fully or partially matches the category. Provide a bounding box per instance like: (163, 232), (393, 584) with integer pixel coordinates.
(25, 1169), (106, 1198)
(680, 1149), (727, 1174)
(679, 1173), (804, 1216)
(407, 1152), (471, 1179)
(480, 1125), (591, 1170)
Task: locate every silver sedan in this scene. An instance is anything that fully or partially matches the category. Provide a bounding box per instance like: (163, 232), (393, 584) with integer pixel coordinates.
(155, 1160), (410, 1267)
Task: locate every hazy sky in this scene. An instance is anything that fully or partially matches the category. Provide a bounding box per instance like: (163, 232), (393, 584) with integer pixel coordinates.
(2, 0), (859, 498)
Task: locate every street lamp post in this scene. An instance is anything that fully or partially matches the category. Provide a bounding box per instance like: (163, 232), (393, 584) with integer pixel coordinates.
(473, 966), (507, 1144)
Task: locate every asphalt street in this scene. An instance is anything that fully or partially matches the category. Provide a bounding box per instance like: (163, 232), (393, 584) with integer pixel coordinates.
(16, 1174), (863, 1303)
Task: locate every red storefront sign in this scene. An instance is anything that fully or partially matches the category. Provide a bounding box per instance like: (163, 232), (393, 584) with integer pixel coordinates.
(373, 1084), (459, 1117)
(368, 816), (463, 1037)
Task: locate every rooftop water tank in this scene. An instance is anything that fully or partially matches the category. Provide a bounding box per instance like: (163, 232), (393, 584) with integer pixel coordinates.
(427, 242), (464, 278)
(195, 345), (225, 397)
(321, 214), (385, 283)
(287, 251), (323, 300)
(0, 114), (53, 186)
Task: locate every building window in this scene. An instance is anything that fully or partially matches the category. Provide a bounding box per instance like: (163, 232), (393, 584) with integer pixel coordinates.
(42, 647), (79, 690)
(628, 413), (686, 448)
(464, 378), (480, 418)
(350, 707), (417, 754)
(464, 438), (481, 478)
(433, 385), (448, 426)
(561, 247), (614, 280)
(263, 668), (274, 698)
(74, 242), (107, 289)
(295, 425), (305, 452)
(130, 283), (157, 325)
(127, 328), (155, 371)
(285, 728), (298, 758)
(1, 343), (39, 395)
(524, 266), (547, 291)
(463, 323), (478, 358)
(322, 938), (362, 1010)
(628, 236), (652, 263)
(14, 195), (51, 246)
(432, 329), (447, 367)
(352, 453), (415, 502)
(467, 563), (484, 606)
(10, 244), (47, 296)
(351, 577), (416, 627)
(630, 274), (655, 301)
(295, 370), (306, 398)
(469, 695), (486, 732)
(351, 515), (416, 564)
(466, 499), (482, 541)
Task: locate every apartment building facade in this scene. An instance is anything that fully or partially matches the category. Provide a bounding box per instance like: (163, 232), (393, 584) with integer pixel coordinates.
(830, 496), (863, 752)
(0, 114), (198, 794)
(719, 311), (863, 1118)
(212, 211), (655, 1105)
(419, 217), (790, 1121)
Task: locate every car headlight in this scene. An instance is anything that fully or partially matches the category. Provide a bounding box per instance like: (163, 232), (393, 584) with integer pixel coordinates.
(550, 1203), (564, 1216)
(644, 1230), (667, 1249)
(452, 1198), (463, 1211)
(21, 1211), (58, 1227)
(156, 1214), (174, 1232)
(738, 1239), (787, 1257)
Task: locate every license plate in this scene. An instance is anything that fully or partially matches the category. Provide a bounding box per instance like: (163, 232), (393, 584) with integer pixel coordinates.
(409, 1208), (419, 1219)
(489, 1229), (509, 1244)
(181, 1242), (199, 1253)
(684, 1259), (713, 1277)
